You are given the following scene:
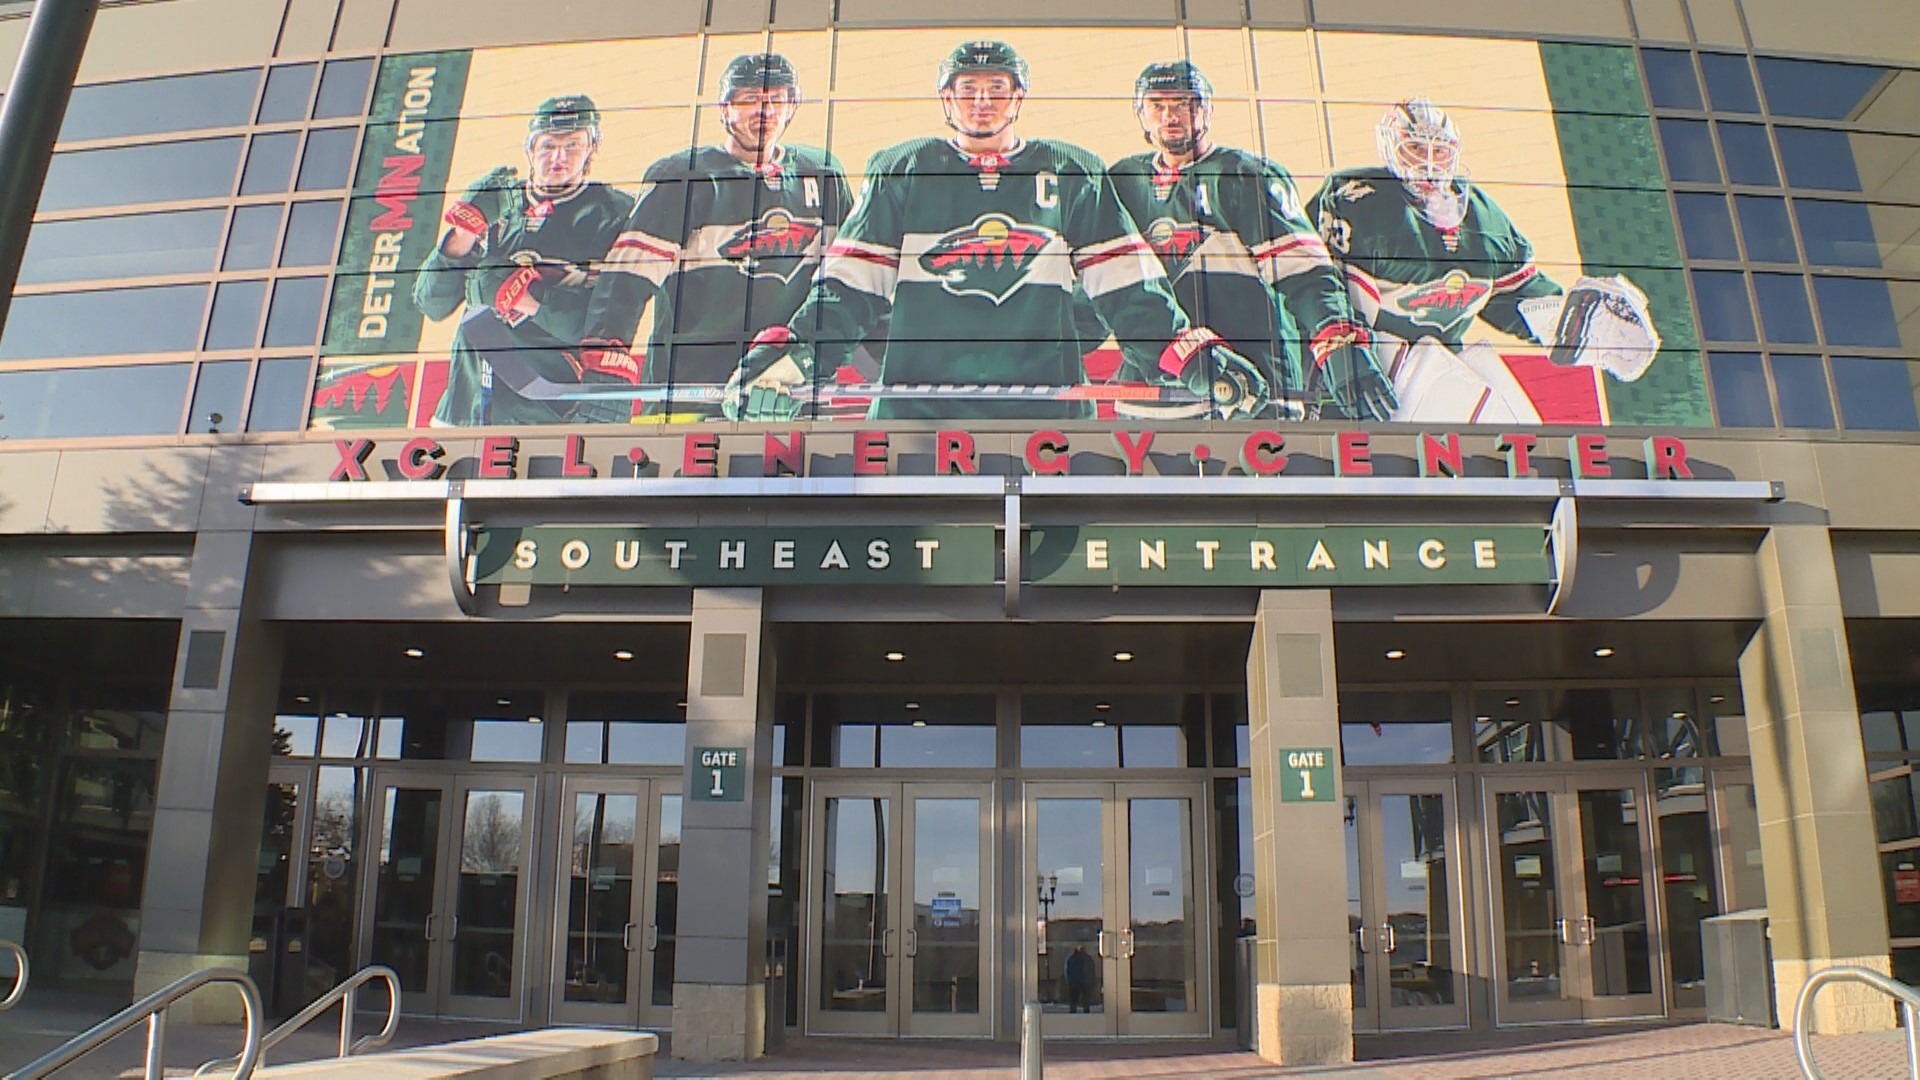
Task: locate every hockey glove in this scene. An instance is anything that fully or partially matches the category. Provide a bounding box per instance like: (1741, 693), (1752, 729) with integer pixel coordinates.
(445, 166), (520, 241)
(1307, 321), (1397, 422)
(1158, 328), (1272, 420)
(493, 265), (544, 327)
(723, 327), (814, 422)
(567, 338), (642, 424)
(1537, 276), (1662, 383)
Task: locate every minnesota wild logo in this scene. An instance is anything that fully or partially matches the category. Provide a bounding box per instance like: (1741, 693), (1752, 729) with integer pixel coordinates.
(1143, 217), (1205, 273)
(719, 208), (824, 283)
(1388, 269), (1491, 333)
(919, 213), (1056, 303)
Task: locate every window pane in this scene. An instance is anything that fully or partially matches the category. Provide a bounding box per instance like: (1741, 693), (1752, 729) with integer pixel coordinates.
(313, 58), (376, 120)
(1833, 356), (1920, 431)
(1776, 128), (1863, 191)
(296, 128), (358, 191)
(1698, 53), (1760, 114)
(239, 132), (300, 196)
(1675, 193), (1738, 259)
(224, 204), (283, 270)
(188, 360), (250, 434)
(564, 692), (686, 765)
(249, 356), (312, 431)
(1752, 274), (1819, 344)
(814, 693), (996, 768)
(205, 280), (267, 350)
(1757, 57), (1893, 121)
(1641, 49), (1702, 110)
(0, 364), (190, 439)
(18, 209), (225, 285)
(1338, 691), (1452, 765)
(1691, 270), (1755, 342)
(258, 63), (317, 123)
(61, 69), (257, 141)
(40, 138), (243, 211)
(281, 201), (343, 266)
(1659, 118), (1720, 182)
(1795, 200), (1884, 268)
(1709, 352), (1774, 427)
(1769, 354), (1836, 429)
(1733, 195), (1797, 264)
(1717, 122), (1777, 186)
(264, 277), (328, 347)
(0, 284), (208, 360)
(1812, 276), (1901, 347)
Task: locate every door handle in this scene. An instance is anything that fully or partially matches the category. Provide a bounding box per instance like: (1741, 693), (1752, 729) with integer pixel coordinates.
(622, 923), (635, 952)
(881, 928), (895, 958)
(423, 914), (437, 941)
(1119, 929), (1136, 959)
(646, 924), (659, 951)
(1554, 917), (1570, 944)
(447, 915), (459, 942)
(1354, 926), (1370, 954)
(1380, 923), (1398, 954)
(1095, 929), (1111, 958)
(1581, 915), (1597, 946)
(905, 929), (919, 958)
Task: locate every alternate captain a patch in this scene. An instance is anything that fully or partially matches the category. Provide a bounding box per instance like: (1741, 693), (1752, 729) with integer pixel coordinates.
(918, 213), (1059, 304)
(718, 208), (825, 284)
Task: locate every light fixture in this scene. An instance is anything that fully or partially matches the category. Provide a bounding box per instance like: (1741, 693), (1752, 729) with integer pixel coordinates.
(1113, 651), (1134, 662)
(403, 647), (424, 658)
(1671, 710), (1687, 720)
(1505, 697), (1521, 708)
(905, 702), (921, 711)
(1475, 714), (1491, 722)
(912, 719), (927, 728)
(496, 697), (511, 706)
(1593, 646), (1616, 658)
(528, 715), (542, 724)
(613, 649), (634, 661)
(885, 651), (906, 662)
(294, 695), (311, 704)
(1091, 719), (1107, 728)
(675, 700), (688, 709)
(1094, 702), (1112, 712)
(1384, 649), (1406, 660)
(1709, 694), (1726, 704)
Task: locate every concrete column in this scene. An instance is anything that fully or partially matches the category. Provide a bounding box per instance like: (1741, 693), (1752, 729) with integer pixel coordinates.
(134, 448), (282, 1022)
(671, 588), (776, 1061)
(1742, 525), (1893, 1033)
(1245, 590), (1350, 1066)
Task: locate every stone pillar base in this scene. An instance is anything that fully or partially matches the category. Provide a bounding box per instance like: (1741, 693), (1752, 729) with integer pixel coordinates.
(1774, 955), (1899, 1034)
(671, 981), (766, 1061)
(131, 951), (253, 1024)
(1255, 981), (1353, 1067)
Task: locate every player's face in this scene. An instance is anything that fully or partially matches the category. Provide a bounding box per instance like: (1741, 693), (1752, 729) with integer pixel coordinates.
(721, 87), (799, 154)
(1138, 91), (1209, 154)
(1392, 135), (1458, 196)
(941, 72), (1021, 138)
(528, 130), (596, 189)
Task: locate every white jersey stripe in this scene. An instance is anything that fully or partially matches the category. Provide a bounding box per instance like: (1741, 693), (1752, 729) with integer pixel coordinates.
(821, 242), (900, 299)
(1078, 243), (1163, 299)
(602, 230), (677, 286)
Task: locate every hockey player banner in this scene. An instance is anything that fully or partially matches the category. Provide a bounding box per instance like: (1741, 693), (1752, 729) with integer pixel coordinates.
(309, 29), (1712, 432)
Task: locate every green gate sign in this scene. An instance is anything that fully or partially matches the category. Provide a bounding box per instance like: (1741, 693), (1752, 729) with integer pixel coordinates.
(692, 746), (746, 802)
(1279, 747), (1336, 803)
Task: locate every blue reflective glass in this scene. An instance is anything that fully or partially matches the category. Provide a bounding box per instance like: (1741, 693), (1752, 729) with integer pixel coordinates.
(249, 357), (312, 432)
(205, 280), (267, 350)
(1676, 193), (1738, 259)
(18, 209), (225, 284)
(1659, 119), (1720, 182)
(1757, 57), (1892, 121)
(264, 278), (328, 347)
(281, 201), (343, 266)
(296, 128), (358, 191)
(1699, 53), (1761, 114)
(1753, 274), (1819, 344)
(0, 285), (209, 360)
(1708, 352), (1773, 427)
(240, 132), (300, 196)
(258, 64), (317, 123)
(1833, 357), (1919, 430)
(313, 58), (376, 120)
(223, 204), (283, 271)
(1734, 196), (1797, 264)
(1691, 270), (1755, 342)
(1717, 123), (1778, 186)
(188, 360), (250, 434)
(1776, 128), (1863, 191)
(0, 364), (191, 438)
(1812, 276), (1901, 347)
(61, 69), (258, 141)
(40, 138), (244, 211)
(1768, 354), (1835, 429)
(1795, 200), (1883, 268)
(1642, 49), (1702, 110)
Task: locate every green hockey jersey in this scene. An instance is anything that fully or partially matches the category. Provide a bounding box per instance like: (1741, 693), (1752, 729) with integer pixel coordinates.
(586, 144), (852, 417)
(788, 136), (1190, 419)
(413, 178), (633, 426)
(1109, 146), (1352, 394)
(1311, 167), (1561, 350)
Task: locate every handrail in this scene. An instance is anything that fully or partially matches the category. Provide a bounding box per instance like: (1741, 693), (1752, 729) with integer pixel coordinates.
(193, 965), (401, 1078)
(1794, 965), (1920, 1080)
(4, 967), (262, 1080)
(0, 940), (25, 1011)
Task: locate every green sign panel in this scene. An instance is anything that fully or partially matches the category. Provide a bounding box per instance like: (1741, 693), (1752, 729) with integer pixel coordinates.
(1279, 747), (1336, 803)
(473, 526), (996, 587)
(693, 746), (746, 802)
(1028, 525), (1549, 587)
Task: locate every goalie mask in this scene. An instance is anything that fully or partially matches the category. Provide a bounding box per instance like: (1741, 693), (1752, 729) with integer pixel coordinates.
(1377, 98), (1467, 231)
(718, 53), (802, 155)
(937, 40), (1029, 140)
(1133, 61), (1213, 154)
(526, 94), (601, 196)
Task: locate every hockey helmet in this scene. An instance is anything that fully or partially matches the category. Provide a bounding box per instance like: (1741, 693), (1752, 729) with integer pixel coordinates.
(1376, 97), (1460, 191)
(719, 53), (801, 102)
(936, 40), (1030, 93)
(528, 94), (602, 145)
(1134, 60), (1213, 109)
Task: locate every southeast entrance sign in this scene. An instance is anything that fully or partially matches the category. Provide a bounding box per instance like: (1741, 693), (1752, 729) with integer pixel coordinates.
(473, 526), (995, 587)
(1028, 525), (1550, 586)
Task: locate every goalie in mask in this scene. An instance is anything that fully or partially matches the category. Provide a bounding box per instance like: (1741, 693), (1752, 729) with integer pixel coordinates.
(1311, 98), (1662, 423)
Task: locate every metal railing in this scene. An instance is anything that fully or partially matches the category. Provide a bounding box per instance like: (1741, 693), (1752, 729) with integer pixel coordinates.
(1794, 965), (1920, 1080)
(0, 941), (25, 1011)
(192, 965), (401, 1078)
(4, 967), (263, 1080)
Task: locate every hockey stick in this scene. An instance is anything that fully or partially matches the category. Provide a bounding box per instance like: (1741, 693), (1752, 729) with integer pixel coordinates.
(547, 381), (1308, 420)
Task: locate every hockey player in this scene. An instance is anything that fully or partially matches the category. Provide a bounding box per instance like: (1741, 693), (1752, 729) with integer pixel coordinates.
(412, 95), (636, 426)
(1108, 61), (1394, 421)
(726, 40), (1272, 421)
(1313, 98), (1660, 423)
(578, 54), (853, 420)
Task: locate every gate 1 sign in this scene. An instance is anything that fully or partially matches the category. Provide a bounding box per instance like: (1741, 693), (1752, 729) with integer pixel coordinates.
(1280, 748), (1335, 803)
(694, 746), (746, 802)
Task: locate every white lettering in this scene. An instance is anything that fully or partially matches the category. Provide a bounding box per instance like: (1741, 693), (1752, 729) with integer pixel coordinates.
(867, 539), (891, 569)
(915, 539), (940, 569)
(513, 539), (537, 569)
(772, 539), (795, 570)
(1087, 539), (1109, 570)
(1475, 538), (1497, 569)
(1195, 540), (1219, 570)
(1363, 539), (1389, 569)
(1036, 171), (1059, 208)
(1285, 750), (1327, 768)
(614, 540), (640, 570)
(560, 539), (590, 570)
(1250, 541), (1277, 571)
(664, 540), (689, 569)
(1140, 539), (1166, 570)
(1305, 541), (1336, 571)
(1419, 539), (1446, 569)
(820, 541), (849, 570)
(719, 540), (746, 569)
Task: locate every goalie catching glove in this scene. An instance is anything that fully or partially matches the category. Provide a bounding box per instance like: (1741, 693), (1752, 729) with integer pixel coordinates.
(1518, 275), (1662, 383)
(1157, 328), (1273, 420)
(724, 326), (815, 422)
(1305, 321), (1398, 422)
(444, 166), (520, 241)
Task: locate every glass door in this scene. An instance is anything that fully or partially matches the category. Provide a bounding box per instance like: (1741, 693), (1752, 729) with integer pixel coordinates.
(1347, 778), (1468, 1032)
(550, 777), (681, 1028)
(363, 772), (446, 1017)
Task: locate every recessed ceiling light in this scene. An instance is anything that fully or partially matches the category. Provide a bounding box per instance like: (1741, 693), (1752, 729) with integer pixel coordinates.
(496, 697), (511, 706)
(675, 700), (688, 709)
(1709, 695), (1726, 704)
(1475, 714), (1491, 722)
(905, 702), (920, 711)
(1593, 646), (1615, 658)
(528, 715), (542, 724)
(1671, 710), (1687, 720)
(1095, 702), (1112, 712)
(885, 651), (906, 662)
(403, 647), (424, 658)
(912, 719), (927, 728)
(1113, 651), (1134, 662)
(613, 650), (634, 661)
(1385, 649), (1406, 660)
(1091, 719), (1107, 728)
(294, 695), (311, 704)
(1505, 697), (1521, 708)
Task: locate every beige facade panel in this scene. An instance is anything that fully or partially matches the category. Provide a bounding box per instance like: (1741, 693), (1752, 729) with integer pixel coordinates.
(389, 0), (703, 51)
(1309, 0), (1632, 39)
(1630, 0), (1691, 43)
(1834, 545), (1920, 617)
(0, 551), (191, 618)
(1743, 0), (1920, 66)
(255, 534), (464, 619)
(1555, 540), (1767, 620)
(78, 0), (285, 81)
(1816, 443), (1920, 530)
(771, 0), (833, 31)
(332, 0), (394, 51)
(44, 448), (210, 534)
(0, 451), (59, 535)
(1184, 0), (1249, 28)
(1246, 0), (1307, 26)
(708, 0), (773, 33)
(279, 0), (339, 57)
(837, 0), (1180, 25)
(1683, 0), (1745, 47)
(0, 14), (26, 85)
